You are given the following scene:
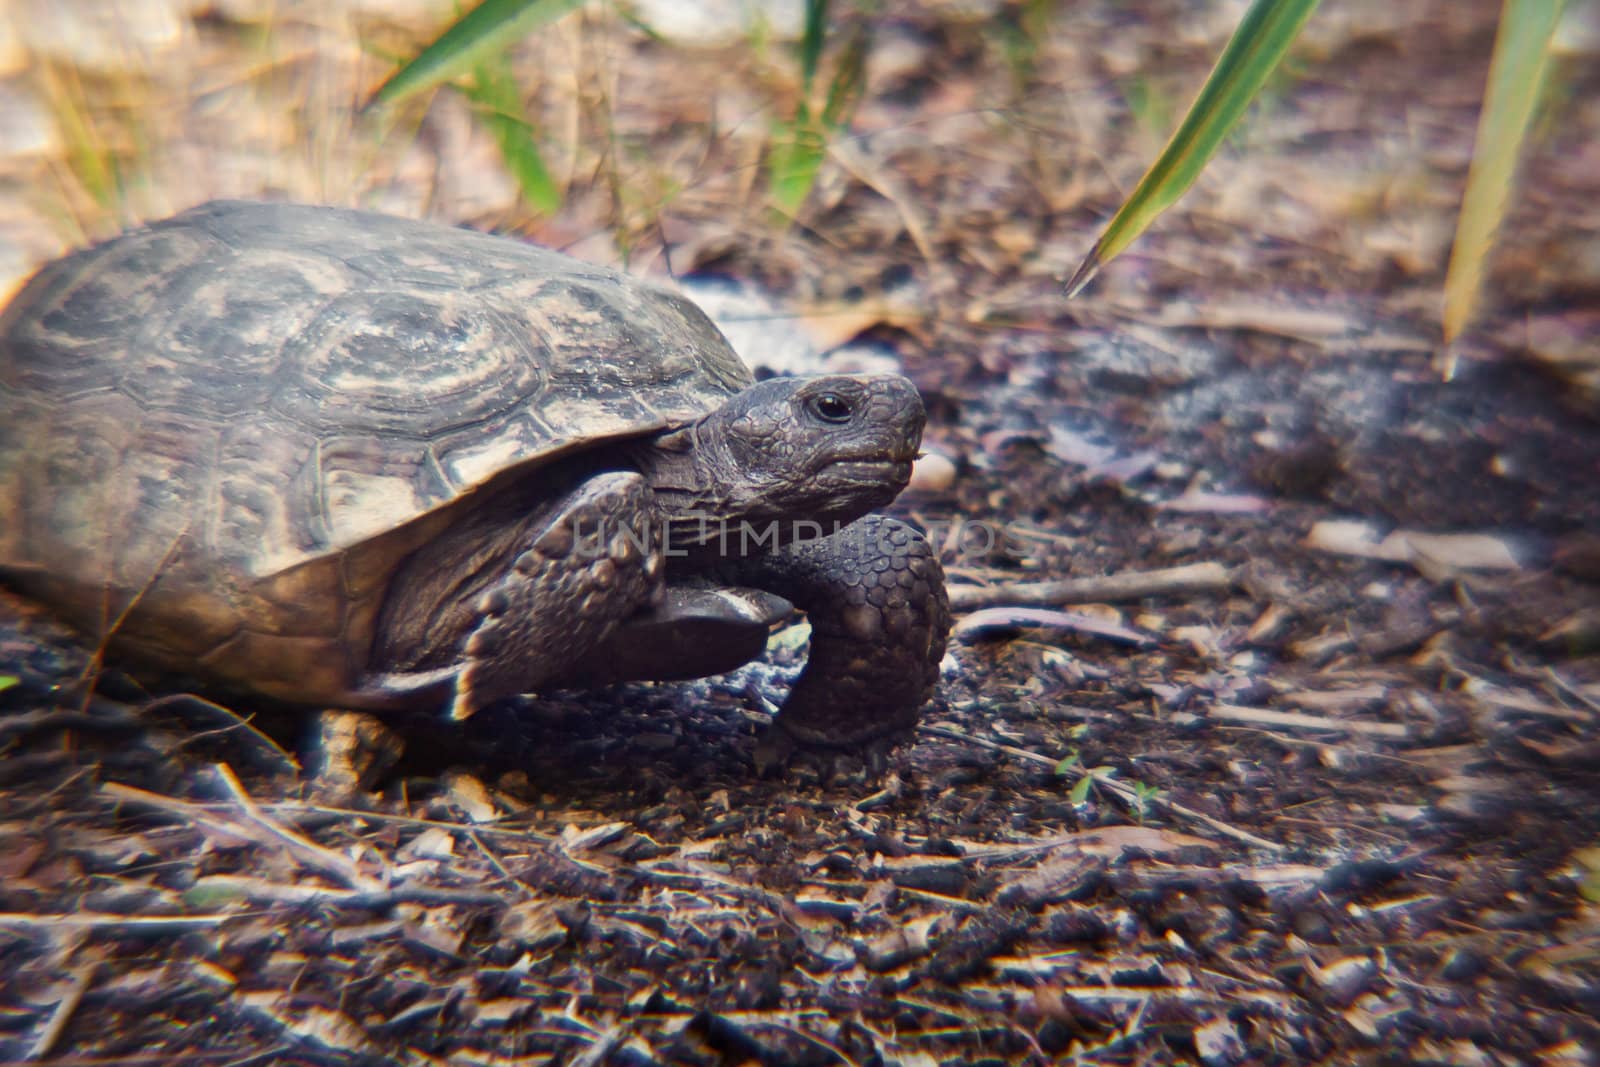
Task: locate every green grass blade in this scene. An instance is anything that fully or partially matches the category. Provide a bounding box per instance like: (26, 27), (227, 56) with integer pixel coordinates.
(770, 8), (862, 216)
(1442, 0), (1565, 344)
(464, 54), (562, 215)
(1065, 0), (1321, 297)
(364, 0), (587, 112)
(820, 21), (869, 129)
(799, 0), (831, 95)
(768, 111), (827, 215)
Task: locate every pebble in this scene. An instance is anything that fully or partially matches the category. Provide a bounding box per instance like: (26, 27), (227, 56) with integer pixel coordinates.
(907, 450), (957, 493)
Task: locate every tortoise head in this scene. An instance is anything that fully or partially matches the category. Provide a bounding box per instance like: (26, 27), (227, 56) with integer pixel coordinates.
(648, 373), (925, 527)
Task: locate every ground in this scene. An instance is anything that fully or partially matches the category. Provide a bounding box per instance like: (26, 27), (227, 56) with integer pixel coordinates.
(1, 1), (1598, 1064)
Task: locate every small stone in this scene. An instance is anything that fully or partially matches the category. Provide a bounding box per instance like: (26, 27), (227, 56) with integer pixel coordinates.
(304, 711), (403, 799)
(1194, 1017), (1248, 1066)
(1311, 954), (1378, 1006)
(907, 450), (957, 493)
(397, 827), (456, 862)
(440, 770), (499, 822)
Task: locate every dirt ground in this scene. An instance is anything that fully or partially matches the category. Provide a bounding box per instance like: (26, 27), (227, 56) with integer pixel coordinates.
(1, 1), (1598, 1064)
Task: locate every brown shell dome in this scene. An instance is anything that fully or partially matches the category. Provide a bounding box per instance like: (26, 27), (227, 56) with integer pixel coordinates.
(0, 201), (752, 698)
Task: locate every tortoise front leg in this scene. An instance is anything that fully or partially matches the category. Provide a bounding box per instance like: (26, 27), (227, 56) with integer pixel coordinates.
(723, 514), (949, 749)
(451, 472), (665, 719)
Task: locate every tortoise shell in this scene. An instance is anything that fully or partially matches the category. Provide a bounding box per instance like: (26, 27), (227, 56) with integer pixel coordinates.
(0, 200), (752, 702)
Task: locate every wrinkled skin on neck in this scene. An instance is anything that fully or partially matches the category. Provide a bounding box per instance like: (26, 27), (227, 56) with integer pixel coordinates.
(642, 374), (924, 558)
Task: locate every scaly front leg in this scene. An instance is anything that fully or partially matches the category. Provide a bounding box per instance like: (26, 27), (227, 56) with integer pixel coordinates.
(723, 513), (949, 748)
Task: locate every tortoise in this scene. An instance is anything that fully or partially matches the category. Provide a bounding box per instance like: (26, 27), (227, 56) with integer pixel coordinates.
(0, 200), (948, 751)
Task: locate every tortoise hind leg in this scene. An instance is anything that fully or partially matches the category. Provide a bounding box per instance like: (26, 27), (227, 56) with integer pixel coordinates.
(450, 471), (664, 719)
(721, 513), (949, 750)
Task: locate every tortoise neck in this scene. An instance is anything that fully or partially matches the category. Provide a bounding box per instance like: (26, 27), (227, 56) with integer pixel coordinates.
(639, 420), (744, 521)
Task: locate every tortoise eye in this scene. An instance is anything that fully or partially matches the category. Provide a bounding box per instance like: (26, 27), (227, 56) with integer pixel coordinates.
(809, 392), (854, 424)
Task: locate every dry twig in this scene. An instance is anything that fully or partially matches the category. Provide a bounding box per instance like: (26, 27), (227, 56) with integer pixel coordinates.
(949, 562), (1234, 612)
(1208, 703), (1411, 738)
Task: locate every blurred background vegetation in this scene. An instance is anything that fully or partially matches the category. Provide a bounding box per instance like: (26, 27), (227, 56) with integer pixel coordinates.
(1, 0), (1597, 400)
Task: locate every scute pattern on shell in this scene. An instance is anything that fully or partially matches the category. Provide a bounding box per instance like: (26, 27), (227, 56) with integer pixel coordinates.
(0, 201), (752, 678)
